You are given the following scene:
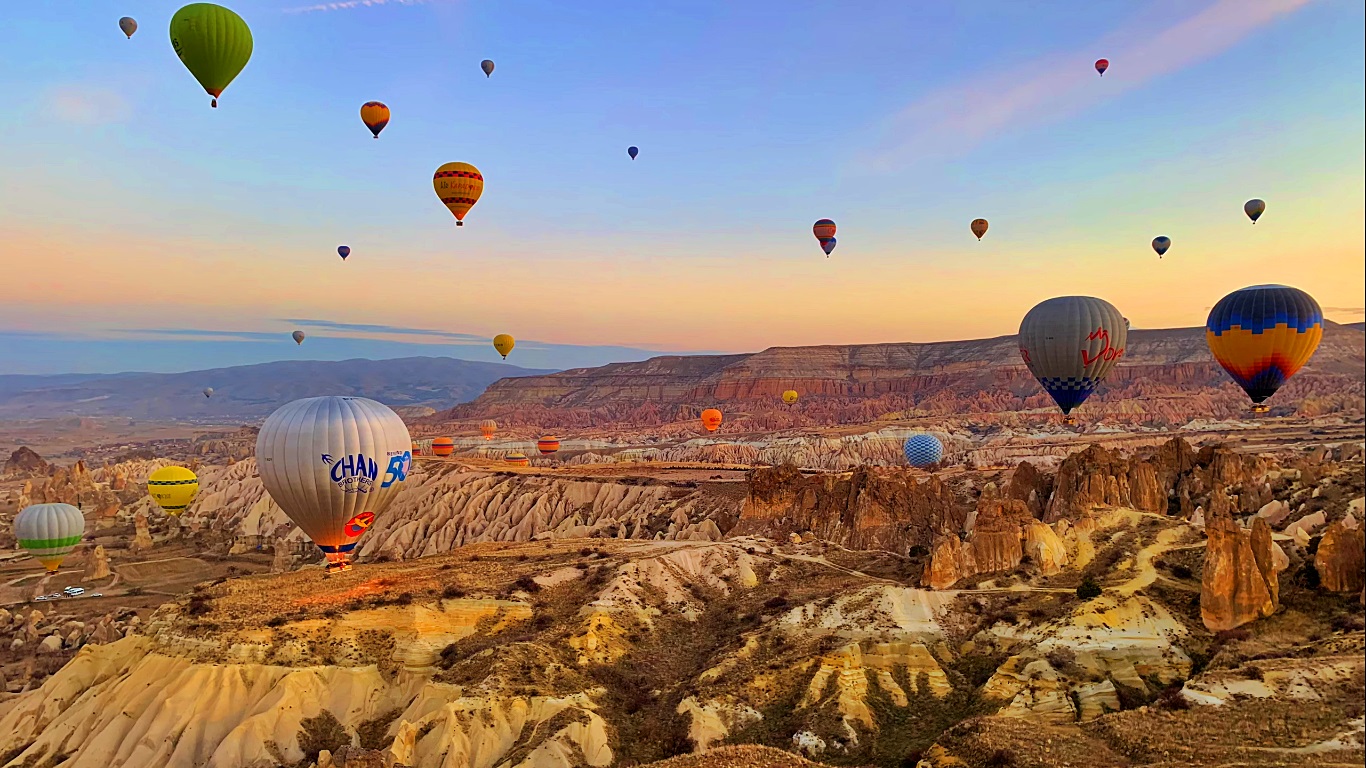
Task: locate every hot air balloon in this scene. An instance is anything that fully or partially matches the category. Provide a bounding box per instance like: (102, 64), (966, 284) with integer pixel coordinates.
(782, 390), (799, 405)
(481, 59), (495, 77)
(493, 334), (515, 359)
(971, 218), (989, 241)
(292, 330), (306, 345)
(1018, 296), (1129, 416)
(119, 17), (138, 38)
(1152, 237), (1171, 258)
(628, 146), (639, 160)
(431, 437), (455, 456)
(1094, 58), (1109, 76)
(256, 396), (412, 572)
(820, 237), (837, 256)
(1244, 199), (1266, 224)
(505, 452), (529, 466)
(360, 101), (389, 139)
(480, 419), (497, 440)
(700, 408), (723, 432)
(411, 441), (421, 456)
(147, 465), (200, 515)
(1206, 285), (1322, 408)
(338, 245), (351, 260)
(203, 387), (214, 398)
(902, 434), (944, 468)
(170, 3), (253, 108)
(433, 162), (483, 226)
(537, 436), (560, 455)
(14, 503), (85, 573)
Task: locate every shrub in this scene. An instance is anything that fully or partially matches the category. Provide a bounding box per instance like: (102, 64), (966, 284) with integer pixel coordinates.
(1172, 564), (1194, 580)
(1076, 576), (1102, 600)
(1156, 685), (1190, 711)
(441, 585), (466, 599)
(513, 575), (541, 593)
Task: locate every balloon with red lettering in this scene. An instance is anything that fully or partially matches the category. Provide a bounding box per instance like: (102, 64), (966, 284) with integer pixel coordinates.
(1018, 296), (1128, 415)
(255, 396), (412, 572)
(700, 408), (723, 432)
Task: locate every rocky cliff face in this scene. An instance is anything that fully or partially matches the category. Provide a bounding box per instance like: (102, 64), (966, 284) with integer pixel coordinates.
(1316, 519), (1365, 594)
(1201, 514), (1283, 631)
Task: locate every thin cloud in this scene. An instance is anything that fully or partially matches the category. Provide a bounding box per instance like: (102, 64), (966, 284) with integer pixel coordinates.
(120, 328), (285, 342)
(43, 84), (131, 126)
(856, 0), (1312, 171)
(1323, 307), (1366, 315)
(284, 0), (435, 13)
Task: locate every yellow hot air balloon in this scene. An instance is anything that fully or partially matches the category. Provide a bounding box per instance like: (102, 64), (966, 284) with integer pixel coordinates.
(360, 101), (390, 139)
(147, 465), (200, 515)
(433, 162), (483, 226)
(493, 334), (515, 359)
(781, 390), (798, 404)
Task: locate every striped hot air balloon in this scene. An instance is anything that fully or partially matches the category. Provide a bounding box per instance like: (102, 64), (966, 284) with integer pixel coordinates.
(479, 420), (497, 440)
(1206, 285), (1322, 407)
(505, 452), (529, 466)
(431, 437), (455, 456)
(903, 434), (944, 468)
(15, 503), (85, 573)
(411, 441), (421, 456)
(537, 436), (560, 455)
(433, 162), (484, 226)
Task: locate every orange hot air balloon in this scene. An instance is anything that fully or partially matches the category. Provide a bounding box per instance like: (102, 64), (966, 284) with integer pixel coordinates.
(433, 162), (483, 226)
(812, 219), (836, 240)
(360, 101), (390, 138)
(411, 441), (421, 456)
(700, 408), (723, 432)
(970, 218), (988, 240)
(537, 436), (560, 455)
(431, 437), (455, 456)
(505, 452), (529, 466)
(479, 419), (498, 440)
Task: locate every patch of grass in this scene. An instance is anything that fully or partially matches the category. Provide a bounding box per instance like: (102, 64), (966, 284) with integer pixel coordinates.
(296, 709), (349, 763)
(356, 708), (402, 750)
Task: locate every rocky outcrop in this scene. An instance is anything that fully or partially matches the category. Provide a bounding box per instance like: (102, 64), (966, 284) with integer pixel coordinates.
(1046, 444), (1164, 522)
(131, 511), (154, 552)
(83, 544), (111, 580)
(1201, 514), (1281, 631)
(923, 494), (1027, 589)
(1315, 519), (1366, 593)
(1023, 521), (1068, 576)
(3, 447), (48, 477)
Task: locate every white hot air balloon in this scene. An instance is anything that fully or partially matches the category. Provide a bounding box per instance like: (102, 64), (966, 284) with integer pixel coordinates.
(203, 387), (214, 398)
(14, 503), (86, 573)
(255, 396), (412, 572)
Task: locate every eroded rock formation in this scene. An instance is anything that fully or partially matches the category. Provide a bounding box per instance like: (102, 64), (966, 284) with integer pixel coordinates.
(1201, 514), (1282, 631)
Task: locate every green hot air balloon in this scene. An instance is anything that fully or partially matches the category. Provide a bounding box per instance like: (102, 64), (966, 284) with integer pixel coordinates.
(170, 4), (253, 108)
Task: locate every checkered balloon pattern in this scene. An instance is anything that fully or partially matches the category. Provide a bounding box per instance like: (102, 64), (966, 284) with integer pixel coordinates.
(903, 433), (944, 468)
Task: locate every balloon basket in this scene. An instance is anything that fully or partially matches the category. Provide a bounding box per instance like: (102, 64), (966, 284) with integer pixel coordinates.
(1252, 405), (1270, 415)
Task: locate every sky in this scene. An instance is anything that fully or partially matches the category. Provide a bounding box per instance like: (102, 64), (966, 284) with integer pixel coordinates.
(1, 0), (1363, 375)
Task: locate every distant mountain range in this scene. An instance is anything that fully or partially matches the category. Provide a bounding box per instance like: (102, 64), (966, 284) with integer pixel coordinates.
(0, 357), (553, 420)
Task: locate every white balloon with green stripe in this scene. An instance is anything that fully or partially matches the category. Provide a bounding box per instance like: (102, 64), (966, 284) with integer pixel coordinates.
(15, 503), (86, 573)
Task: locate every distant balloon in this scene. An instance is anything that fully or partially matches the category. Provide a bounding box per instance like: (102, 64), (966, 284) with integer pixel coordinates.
(1206, 284), (1322, 405)
(292, 330), (306, 345)
(902, 434), (944, 468)
(411, 441), (422, 456)
(337, 245), (351, 260)
(505, 452), (529, 466)
(479, 419), (497, 440)
(360, 101), (389, 139)
(971, 218), (989, 241)
(431, 437), (455, 456)
(1095, 58), (1109, 76)
(782, 390), (798, 405)
(203, 387), (214, 398)
(147, 465), (200, 515)
(537, 436), (560, 455)
(820, 237), (837, 256)
(813, 219), (836, 240)
(628, 146), (639, 160)
(256, 396), (411, 572)
(1244, 199), (1266, 224)
(1018, 296), (1128, 416)
(493, 334), (515, 359)
(700, 408), (723, 433)
(433, 162), (483, 226)
(1151, 236), (1171, 258)
(170, 3), (253, 108)
(119, 17), (138, 38)
(14, 503), (85, 573)
(481, 59), (495, 77)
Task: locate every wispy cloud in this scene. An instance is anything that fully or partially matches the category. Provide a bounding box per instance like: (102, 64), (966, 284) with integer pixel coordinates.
(119, 328), (286, 343)
(856, 0), (1312, 171)
(43, 84), (131, 126)
(1323, 307), (1366, 315)
(284, 0), (435, 13)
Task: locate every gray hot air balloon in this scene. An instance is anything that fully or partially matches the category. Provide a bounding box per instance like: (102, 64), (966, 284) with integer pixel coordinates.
(292, 330), (306, 345)
(1018, 296), (1128, 416)
(15, 503), (85, 573)
(203, 387), (214, 398)
(119, 16), (138, 39)
(255, 396), (412, 572)
(1244, 198), (1266, 224)
(481, 59), (495, 77)
(1152, 236), (1170, 257)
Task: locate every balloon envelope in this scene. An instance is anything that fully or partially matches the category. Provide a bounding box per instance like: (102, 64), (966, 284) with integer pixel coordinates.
(15, 503), (85, 573)
(628, 146), (639, 160)
(481, 59), (495, 77)
(360, 101), (389, 138)
(433, 162), (483, 226)
(493, 334), (515, 359)
(537, 436), (560, 455)
(971, 219), (989, 240)
(1018, 296), (1128, 415)
(119, 17), (138, 38)
(256, 397), (411, 570)
(1152, 236), (1170, 257)
(1206, 284), (1322, 404)
(700, 408), (723, 432)
(1095, 58), (1109, 75)
(1244, 199), (1266, 223)
(147, 465), (200, 515)
(338, 245), (350, 260)
(203, 387), (214, 398)
(479, 419), (497, 439)
(505, 452), (529, 466)
(431, 437), (455, 456)
(782, 390), (798, 405)
(292, 330), (306, 345)
(903, 434), (944, 468)
(820, 237), (836, 256)
(170, 3), (253, 108)
(812, 219), (837, 240)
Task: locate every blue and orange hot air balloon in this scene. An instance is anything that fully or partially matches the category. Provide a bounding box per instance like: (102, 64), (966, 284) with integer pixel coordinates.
(1206, 285), (1322, 408)
(360, 101), (390, 139)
